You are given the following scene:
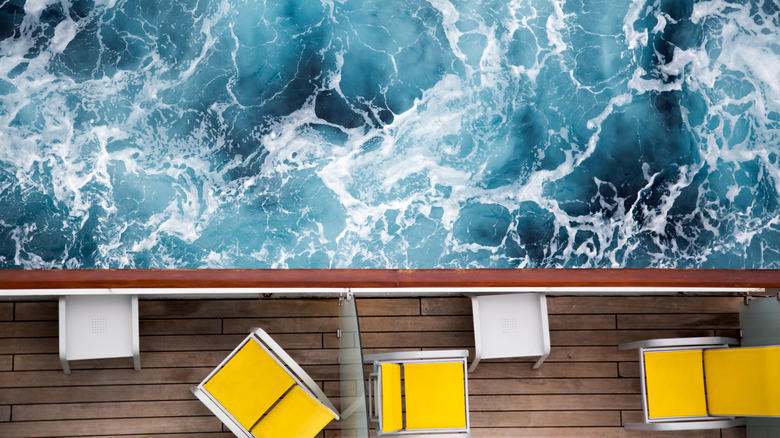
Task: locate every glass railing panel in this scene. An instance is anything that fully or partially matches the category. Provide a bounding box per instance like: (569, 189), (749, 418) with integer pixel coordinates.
(338, 293), (369, 437)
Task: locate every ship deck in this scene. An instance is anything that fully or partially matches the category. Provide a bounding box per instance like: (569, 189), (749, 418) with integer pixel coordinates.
(0, 294), (748, 437)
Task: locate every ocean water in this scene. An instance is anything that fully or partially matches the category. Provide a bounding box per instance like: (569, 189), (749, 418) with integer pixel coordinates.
(0, 0), (779, 269)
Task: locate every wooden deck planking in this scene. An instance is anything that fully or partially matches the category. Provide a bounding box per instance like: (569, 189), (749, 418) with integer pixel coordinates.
(0, 303), (12, 321)
(0, 295), (746, 437)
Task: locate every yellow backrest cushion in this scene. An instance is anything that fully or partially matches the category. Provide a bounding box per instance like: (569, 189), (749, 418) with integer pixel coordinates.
(704, 346), (780, 416)
(404, 361), (466, 430)
(203, 340), (295, 429)
(252, 385), (336, 438)
(380, 363), (403, 432)
(643, 350), (708, 419)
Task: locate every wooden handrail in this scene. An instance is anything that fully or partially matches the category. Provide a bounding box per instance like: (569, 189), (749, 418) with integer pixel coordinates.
(0, 269), (777, 289)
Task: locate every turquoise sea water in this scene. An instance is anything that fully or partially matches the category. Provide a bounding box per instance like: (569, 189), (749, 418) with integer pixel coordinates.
(1, 0), (779, 269)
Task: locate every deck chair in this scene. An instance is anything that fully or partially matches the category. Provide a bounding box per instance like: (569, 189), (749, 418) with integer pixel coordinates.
(618, 337), (780, 430)
(191, 328), (339, 438)
(365, 350), (470, 436)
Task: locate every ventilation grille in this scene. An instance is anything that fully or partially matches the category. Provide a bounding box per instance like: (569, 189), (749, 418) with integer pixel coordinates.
(91, 317), (109, 335)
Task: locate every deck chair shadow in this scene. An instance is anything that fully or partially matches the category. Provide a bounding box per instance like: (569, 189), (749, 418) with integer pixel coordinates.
(619, 337), (780, 431)
(192, 328), (339, 438)
(365, 350), (470, 437)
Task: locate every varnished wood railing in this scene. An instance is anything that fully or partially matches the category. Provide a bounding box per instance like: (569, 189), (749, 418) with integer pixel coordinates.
(0, 269), (777, 289)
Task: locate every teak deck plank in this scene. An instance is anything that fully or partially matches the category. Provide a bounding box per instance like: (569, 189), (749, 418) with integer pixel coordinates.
(470, 410), (622, 427)
(0, 303), (12, 321)
(0, 295), (746, 438)
(0, 356), (11, 372)
(468, 377), (640, 395)
(548, 296), (743, 314)
(469, 394), (641, 410)
(12, 400), (211, 421)
(616, 313), (740, 329)
(0, 384), (195, 405)
(0, 417), (222, 437)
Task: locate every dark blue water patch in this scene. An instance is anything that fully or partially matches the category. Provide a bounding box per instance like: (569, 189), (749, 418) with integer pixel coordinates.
(0, 186), (71, 268)
(482, 106), (548, 190)
(760, 0), (779, 15)
(405, 211), (445, 266)
(314, 90), (366, 129)
(67, 204), (103, 267)
(237, 46), (325, 117)
(0, 0), (25, 41)
(108, 161), (177, 223)
(453, 203), (511, 247)
(337, 0), (458, 116)
(507, 28), (537, 69)
(668, 164), (709, 216)
(630, 166), (685, 225)
(505, 201), (556, 265)
(636, 0), (701, 83)
(571, 93), (695, 216)
(94, 15), (151, 73)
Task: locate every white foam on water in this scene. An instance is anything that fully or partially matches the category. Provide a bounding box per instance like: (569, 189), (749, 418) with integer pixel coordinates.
(691, 0), (731, 24)
(23, 0), (56, 17)
(546, 0), (570, 55)
(623, 0), (648, 49)
(426, 0), (467, 64)
(51, 19), (77, 53)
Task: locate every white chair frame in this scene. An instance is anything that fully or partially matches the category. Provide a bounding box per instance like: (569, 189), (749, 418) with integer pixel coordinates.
(191, 328), (339, 438)
(618, 337), (746, 431)
(364, 350), (470, 437)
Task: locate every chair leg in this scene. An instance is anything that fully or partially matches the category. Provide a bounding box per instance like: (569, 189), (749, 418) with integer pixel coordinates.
(131, 295), (141, 371)
(61, 357), (71, 375)
(468, 356), (481, 373)
(532, 352), (549, 370)
(59, 297), (70, 374)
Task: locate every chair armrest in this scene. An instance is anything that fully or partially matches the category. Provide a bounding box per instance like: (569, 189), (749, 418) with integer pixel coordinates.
(364, 350), (469, 362)
(624, 418), (745, 431)
(618, 337), (740, 351)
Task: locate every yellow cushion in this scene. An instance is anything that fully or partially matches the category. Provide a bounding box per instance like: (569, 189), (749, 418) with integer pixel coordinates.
(704, 346), (780, 416)
(252, 385), (336, 438)
(404, 361), (466, 430)
(644, 350), (708, 419)
(381, 363), (403, 432)
(204, 340), (295, 429)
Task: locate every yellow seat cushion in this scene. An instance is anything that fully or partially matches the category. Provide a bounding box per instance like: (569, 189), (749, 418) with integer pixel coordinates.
(643, 350), (708, 419)
(252, 385), (336, 438)
(404, 361), (466, 430)
(381, 363), (403, 433)
(204, 340), (295, 430)
(704, 346), (780, 416)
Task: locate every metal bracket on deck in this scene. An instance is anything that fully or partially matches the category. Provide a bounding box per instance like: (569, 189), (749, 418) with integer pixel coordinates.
(337, 289), (353, 338)
(338, 289), (354, 306)
(744, 294), (752, 306)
